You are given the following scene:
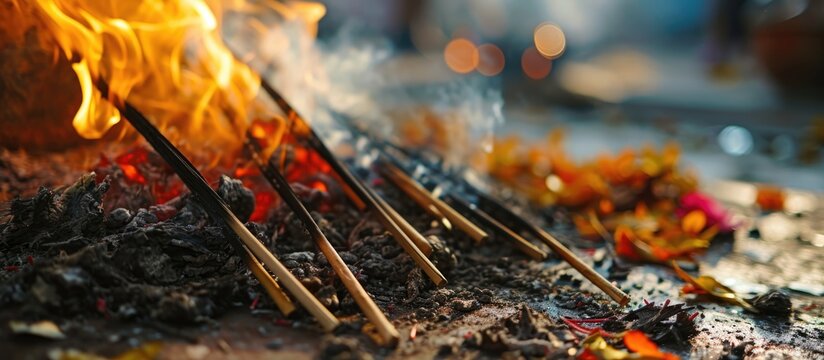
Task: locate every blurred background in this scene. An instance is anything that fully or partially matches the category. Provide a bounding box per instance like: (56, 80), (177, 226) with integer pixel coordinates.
(311, 0), (824, 190)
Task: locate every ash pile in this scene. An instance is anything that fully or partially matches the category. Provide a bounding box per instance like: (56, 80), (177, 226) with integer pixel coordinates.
(0, 147), (704, 358)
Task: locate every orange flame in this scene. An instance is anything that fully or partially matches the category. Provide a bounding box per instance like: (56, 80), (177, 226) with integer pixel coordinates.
(20, 0), (325, 164)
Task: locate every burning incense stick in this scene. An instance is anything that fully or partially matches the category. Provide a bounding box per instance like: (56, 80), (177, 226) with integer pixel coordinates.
(379, 160), (488, 242)
(246, 135), (400, 346)
(445, 195), (547, 260)
(253, 78), (446, 287)
(474, 192), (631, 306)
(96, 80), (340, 332)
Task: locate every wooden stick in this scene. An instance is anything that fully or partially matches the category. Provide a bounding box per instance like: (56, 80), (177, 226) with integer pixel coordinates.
(380, 161), (488, 242)
(374, 196), (433, 257)
(326, 163), (432, 256)
(246, 137), (399, 346)
(475, 192), (630, 306)
(446, 195), (547, 260)
(537, 226), (628, 306)
(384, 172), (451, 223)
(97, 80), (340, 331)
(334, 110), (629, 305)
(254, 78), (446, 287)
(244, 248), (296, 316)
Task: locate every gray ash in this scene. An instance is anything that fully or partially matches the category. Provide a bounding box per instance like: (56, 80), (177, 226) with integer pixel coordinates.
(0, 165), (617, 331)
(464, 304), (574, 358)
(2, 143), (821, 359)
(0, 173), (252, 323)
(0, 169), (524, 325)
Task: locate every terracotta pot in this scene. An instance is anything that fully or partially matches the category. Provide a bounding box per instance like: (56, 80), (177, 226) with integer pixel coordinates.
(0, 1), (89, 151)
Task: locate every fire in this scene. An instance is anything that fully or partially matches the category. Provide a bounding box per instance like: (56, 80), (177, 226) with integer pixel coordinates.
(19, 0), (325, 164)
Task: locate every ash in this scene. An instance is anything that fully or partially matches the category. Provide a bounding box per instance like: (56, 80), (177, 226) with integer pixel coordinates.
(0, 174), (250, 323)
(1, 170), (822, 358)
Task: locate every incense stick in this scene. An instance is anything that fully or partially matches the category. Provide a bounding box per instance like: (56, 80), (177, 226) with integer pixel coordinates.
(475, 192), (630, 306)
(375, 196), (433, 257)
(244, 248), (296, 316)
(330, 167), (433, 256)
(445, 195), (547, 260)
(379, 161), (488, 242)
(96, 80), (340, 331)
(338, 117), (629, 306)
(246, 136), (400, 345)
(255, 79), (446, 287)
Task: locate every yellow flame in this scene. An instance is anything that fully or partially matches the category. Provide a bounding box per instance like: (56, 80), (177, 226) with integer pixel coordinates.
(20, 0), (325, 163)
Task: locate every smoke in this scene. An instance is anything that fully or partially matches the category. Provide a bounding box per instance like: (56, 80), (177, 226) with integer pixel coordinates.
(222, 10), (504, 168)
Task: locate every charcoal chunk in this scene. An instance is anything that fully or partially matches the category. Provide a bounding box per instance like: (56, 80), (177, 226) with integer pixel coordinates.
(749, 290), (792, 316)
(216, 175), (255, 222)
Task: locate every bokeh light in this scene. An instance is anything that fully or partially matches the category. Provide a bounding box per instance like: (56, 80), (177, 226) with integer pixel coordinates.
(444, 38), (479, 74)
(477, 43), (505, 76)
(718, 125), (754, 156)
(533, 23), (566, 59)
(521, 47), (552, 80)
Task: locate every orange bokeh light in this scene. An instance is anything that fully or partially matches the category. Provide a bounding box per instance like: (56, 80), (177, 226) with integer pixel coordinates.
(521, 47), (552, 80)
(533, 23), (566, 59)
(477, 43), (505, 76)
(444, 38), (479, 74)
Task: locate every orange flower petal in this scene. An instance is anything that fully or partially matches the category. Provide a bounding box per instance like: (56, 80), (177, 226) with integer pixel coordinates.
(635, 202), (649, 219)
(624, 330), (680, 359)
(615, 225), (642, 261)
(681, 210), (706, 235)
(624, 330), (663, 356)
(755, 186), (785, 211)
(599, 199), (615, 215)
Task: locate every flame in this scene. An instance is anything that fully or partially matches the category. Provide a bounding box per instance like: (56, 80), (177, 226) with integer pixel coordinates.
(20, 0), (325, 163)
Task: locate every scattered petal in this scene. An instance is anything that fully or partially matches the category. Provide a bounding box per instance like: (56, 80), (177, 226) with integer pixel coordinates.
(678, 192), (736, 232)
(113, 342), (165, 360)
(755, 186), (785, 212)
(10, 320), (66, 340)
(681, 210), (706, 235)
(48, 349), (106, 360)
(579, 334), (632, 360)
(624, 330), (676, 359)
(671, 261), (757, 312)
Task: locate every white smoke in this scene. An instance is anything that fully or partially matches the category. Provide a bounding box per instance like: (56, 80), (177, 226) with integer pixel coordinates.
(222, 10), (504, 167)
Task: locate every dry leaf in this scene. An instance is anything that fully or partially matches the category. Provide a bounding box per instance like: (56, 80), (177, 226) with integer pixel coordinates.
(579, 334), (634, 360)
(671, 261), (757, 312)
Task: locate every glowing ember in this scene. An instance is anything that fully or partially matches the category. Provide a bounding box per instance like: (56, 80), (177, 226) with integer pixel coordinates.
(250, 191), (276, 222)
(114, 147), (149, 185)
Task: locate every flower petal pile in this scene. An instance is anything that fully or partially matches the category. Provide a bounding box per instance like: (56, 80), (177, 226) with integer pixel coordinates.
(480, 130), (737, 263)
